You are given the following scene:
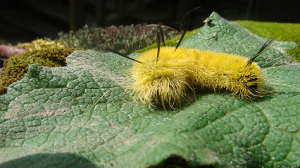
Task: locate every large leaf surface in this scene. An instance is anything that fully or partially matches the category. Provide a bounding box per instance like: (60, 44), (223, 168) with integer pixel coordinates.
(0, 12), (299, 168)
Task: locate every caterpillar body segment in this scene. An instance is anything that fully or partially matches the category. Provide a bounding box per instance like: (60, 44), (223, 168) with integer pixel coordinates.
(130, 47), (198, 108)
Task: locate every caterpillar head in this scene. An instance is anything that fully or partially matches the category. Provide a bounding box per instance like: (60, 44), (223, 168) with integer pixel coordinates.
(233, 39), (273, 99)
(232, 63), (265, 99)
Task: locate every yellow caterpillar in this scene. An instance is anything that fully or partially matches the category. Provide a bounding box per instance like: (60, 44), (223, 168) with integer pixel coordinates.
(110, 24), (272, 109)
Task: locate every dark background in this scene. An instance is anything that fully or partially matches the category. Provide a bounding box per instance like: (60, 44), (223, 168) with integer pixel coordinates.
(1, 0), (299, 45)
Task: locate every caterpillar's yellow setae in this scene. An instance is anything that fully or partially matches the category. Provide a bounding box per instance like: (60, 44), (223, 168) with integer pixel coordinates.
(130, 46), (265, 108)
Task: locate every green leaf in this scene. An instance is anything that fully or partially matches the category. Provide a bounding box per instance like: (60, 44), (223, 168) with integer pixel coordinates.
(181, 12), (297, 68)
(0, 12), (299, 168)
(234, 20), (300, 62)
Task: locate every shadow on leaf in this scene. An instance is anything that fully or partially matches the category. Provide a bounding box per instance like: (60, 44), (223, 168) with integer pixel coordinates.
(0, 153), (99, 168)
(148, 154), (214, 168)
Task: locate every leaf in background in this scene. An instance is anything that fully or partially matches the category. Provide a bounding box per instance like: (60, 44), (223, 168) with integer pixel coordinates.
(181, 12), (297, 68)
(0, 12), (299, 168)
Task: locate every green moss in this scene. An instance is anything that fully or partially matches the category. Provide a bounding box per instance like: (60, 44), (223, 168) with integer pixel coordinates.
(17, 38), (65, 51)
(0, 48), (77, 95)
(235, 21), (300, 61)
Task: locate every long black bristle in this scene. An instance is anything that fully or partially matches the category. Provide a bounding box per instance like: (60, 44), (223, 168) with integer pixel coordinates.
(159, 22), (165, 46)
(175, 27), (187, 51)
(157, 25), (161, 61)
(246, 39), (274, 66)
(175, 7), (200, 51)
(106, 47), (143, 64)
(180, 6), (201, 23)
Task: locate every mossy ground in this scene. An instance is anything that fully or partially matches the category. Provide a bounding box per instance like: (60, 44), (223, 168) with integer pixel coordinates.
(0, 48), (77, 95)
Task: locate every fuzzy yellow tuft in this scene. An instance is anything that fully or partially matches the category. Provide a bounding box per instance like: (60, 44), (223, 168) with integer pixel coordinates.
(130, 47), (197, 108)
(194, 50), (264, 99)
(129, 46), (266, 108)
